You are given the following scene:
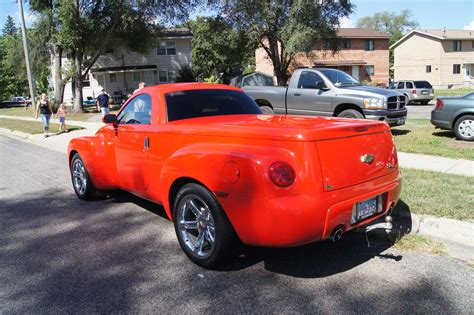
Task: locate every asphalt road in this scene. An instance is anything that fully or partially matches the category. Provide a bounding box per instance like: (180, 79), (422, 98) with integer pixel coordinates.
(406, 102), (435, 120)
(1, 136), (473, 313)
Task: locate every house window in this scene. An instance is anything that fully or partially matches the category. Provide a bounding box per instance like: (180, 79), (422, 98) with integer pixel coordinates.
(365, 65), (374, 76)
(453, 41), (462, 51)
(158, 41), (176, 55)
(168, 70), (176, 82)
(426, 65), (431, 73)
(472, 40), (474, 48)
(342, 40), (351, 49)
(453, 64), (461, 74)
(159, 70), (168, 82)
(132, 72), (141, 82)
(365, 40), (374, 51)
(324, 41), (333, 49)
(110, 73), (117, 83)
(97, 74), (104, 87)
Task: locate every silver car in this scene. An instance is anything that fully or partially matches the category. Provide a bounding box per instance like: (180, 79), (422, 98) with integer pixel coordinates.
(388, 80), (434, 105)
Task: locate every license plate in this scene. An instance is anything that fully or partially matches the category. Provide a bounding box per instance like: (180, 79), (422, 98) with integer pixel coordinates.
(352, 195), (383, 224)
(422, 90), (428, 94)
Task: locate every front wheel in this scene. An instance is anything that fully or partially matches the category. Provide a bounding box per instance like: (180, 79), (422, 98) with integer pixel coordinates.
(70, 153), (97, 200)
(454, 115), (474, 141)
(337, 109), (365, 119)
(173, 183), (237, 268)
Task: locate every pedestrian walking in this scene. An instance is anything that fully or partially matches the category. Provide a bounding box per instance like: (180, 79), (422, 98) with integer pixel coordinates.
(97, 89), (110, 116)
(35, 93), (53, 137)
(54, 103), (68, 133)
(133, 82), (145, 94)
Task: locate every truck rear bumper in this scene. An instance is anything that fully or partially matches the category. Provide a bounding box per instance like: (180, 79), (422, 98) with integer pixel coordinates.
(363, 108), (407, 126)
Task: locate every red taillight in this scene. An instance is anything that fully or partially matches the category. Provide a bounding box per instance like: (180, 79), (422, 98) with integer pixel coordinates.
(269, 161), (295, 187)
(435, 99), (444, 110)
(411, 89), (417, 94)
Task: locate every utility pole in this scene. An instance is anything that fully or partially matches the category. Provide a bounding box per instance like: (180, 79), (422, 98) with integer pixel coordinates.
(17, 0), (36, 115)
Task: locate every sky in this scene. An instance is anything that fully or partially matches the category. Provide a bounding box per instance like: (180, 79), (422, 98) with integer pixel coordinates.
(0, 0), (473, 32)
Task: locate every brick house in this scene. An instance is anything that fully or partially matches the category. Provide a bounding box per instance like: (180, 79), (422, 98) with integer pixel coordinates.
(391, 29), (474, 89)
(256, 28), (391, 86)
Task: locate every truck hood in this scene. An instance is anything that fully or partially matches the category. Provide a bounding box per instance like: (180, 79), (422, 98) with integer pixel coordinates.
(167, 114), (390, 142)
(341, 85), (402, 98)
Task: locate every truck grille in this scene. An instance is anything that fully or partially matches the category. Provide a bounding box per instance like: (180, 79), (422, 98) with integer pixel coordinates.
(387, 96), (406, 110)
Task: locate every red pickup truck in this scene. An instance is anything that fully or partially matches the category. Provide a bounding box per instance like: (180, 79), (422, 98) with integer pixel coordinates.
(68, 83), (401, 268)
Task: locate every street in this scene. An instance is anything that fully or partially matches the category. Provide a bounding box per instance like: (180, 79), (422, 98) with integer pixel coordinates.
(406, 103), (435, 119)
(0, 136), (473, 313)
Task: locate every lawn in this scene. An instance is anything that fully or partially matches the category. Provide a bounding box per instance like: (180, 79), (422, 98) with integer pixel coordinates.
(396, 168), (474, 221)
(0, 118), (83, 134)
(0, 105), (120, 121)
(434, 88), (474, 99)
(392, 119), (474, 160)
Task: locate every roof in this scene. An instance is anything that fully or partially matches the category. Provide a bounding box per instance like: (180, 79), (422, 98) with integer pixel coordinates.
(390, 29), (474, 49)
(162, 28), (192, 38)
(313, 60), (367, 66)
(337, 28), (391, 39)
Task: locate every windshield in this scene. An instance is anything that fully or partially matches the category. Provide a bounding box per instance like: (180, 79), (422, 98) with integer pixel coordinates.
(166, 89), (262, 122)
(320, 69), (360, 87)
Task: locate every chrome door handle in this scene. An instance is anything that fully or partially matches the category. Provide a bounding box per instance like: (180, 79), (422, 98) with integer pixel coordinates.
(144, 136), (150, 152)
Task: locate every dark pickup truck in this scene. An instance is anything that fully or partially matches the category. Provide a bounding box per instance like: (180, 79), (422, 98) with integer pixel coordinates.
(240, 68), (407, 126)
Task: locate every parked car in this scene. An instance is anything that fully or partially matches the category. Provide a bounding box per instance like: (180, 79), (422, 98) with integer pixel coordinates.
(0, 96), (32, 108)
(431, 92), (474, 141)
(239, 68), (407, 126)
(68, 83), (401, 268)
(83, 97), (97, 107)
(388, 80), (434, 105)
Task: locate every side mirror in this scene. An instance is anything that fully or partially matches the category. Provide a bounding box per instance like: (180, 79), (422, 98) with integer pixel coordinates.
(103, 114), (117, 125)
(315, 81), (330, 91)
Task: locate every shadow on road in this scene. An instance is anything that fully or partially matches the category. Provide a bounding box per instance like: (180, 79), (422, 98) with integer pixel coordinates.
(432, 130), (456, 139)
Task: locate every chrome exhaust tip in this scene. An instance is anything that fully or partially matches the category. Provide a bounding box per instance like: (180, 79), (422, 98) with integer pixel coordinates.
(329, 227), (344, 242)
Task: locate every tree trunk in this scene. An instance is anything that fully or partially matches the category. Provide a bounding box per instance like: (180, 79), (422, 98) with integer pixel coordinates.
(73, 52), (84, 113)
(52, 45), (65, 105)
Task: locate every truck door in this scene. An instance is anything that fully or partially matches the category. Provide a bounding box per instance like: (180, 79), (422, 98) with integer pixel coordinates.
(286, 70), (333, 116)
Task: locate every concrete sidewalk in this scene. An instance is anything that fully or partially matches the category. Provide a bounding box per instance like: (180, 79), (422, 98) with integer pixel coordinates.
(1, 114), (473, 176)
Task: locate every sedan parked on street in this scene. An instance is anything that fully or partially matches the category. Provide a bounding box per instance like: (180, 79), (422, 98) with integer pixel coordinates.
(431, 92), (474, 141)
(388, 80), (434, 105)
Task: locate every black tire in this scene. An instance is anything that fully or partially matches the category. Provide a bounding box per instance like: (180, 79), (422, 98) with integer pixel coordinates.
(259, 105), (274, 114)
(70, 153), (97, 200)
(454, 115), (474, 141)
(337, 109), (365, 119)
(420, 100), (430, 105)
(173, 183), (238, 269)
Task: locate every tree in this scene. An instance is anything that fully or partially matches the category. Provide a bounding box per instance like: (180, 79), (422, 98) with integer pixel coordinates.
(2, 15), (17, 37)
(356, 10), (419, 77)
(190, 16), (254, 83)
(219, 0), (353, 85)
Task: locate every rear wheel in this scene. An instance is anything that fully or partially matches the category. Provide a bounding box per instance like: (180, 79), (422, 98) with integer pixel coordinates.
(173, 183), (237, 268)
(420, 100), (430, 105)
(454, 115), (474, 141)
(337, 109), (364, 119)
(70, 153), (97, 200)
(259, 105), (274, 114)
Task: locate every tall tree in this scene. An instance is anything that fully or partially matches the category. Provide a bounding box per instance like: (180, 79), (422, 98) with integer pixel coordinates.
(2, 15), (17, 36)
(356, 10), (419, 77)
(190, 16), (254, 83)
(220, 0), (353, 85)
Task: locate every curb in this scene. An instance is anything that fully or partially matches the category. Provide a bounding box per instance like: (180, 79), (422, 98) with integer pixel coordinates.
(0, 127), (33, 140)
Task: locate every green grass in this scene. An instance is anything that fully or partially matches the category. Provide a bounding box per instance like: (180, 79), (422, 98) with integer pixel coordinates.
(434, 88), (474, 99)
(0, 118), (83, 134)
(396, 168), (474, 221)
(392, 119), (474, 160)
(0, 105), (120, 121)
(393, 234), (446, 255)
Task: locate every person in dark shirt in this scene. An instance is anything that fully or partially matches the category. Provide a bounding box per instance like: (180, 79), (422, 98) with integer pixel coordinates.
(35, 93), (53, 137)
(96, 89), (110, 116)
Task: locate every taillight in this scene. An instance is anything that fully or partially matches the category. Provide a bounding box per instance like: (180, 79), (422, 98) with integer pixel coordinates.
(269, 161), (295, 187)
(411, 89), (417, 94)
(435, 99), (444, 110)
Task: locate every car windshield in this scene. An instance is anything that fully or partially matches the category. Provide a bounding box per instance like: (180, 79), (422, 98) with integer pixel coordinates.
(414, 81), (432, 88)
(166, 89), (262, 122)
(320, 69), (360, 87)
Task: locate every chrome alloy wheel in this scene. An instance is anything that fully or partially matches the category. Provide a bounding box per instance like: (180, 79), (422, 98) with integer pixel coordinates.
(177, 194), (216, 258)
(458, 119), (474, 138)
(72, 159), (87, 195)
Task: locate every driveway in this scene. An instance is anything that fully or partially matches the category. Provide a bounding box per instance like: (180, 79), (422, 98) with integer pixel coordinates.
(406, 101), (434, 119)
(0, 136), (473, 313)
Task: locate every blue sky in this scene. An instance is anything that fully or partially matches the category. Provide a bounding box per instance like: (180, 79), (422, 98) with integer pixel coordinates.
(1, 0), (473, 31)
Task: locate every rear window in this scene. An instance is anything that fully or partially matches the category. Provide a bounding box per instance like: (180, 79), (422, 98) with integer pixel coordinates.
(166, 89), (262, 122)
(414, 81), (432, 88)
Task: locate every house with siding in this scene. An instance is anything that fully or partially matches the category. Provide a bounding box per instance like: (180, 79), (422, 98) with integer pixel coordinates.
(57, 28), (192, 104)
(391, 29), (474, 89)
(256, 28), (391, 86)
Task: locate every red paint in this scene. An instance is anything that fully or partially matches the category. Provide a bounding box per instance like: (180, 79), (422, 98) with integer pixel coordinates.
(68, 83), (401, 247)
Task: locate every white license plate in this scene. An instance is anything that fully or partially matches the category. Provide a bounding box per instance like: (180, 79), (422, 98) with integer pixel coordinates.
(352, 195), (383, 224)
(422, 91), (428, 94)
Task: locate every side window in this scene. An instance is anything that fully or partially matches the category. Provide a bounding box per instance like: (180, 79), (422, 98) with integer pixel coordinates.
(117, 93), (152, 125)
(388, 82), (397, 89)
(406, 82), (413, 89)
(297, 71), (323, 89)
(397, 82), (405, 89)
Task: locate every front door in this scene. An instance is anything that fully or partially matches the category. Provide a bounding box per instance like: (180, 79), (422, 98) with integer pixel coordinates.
(286, 70), (333, 116)
(352, 66), (360, 81)
(114, 93), (153, 192)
